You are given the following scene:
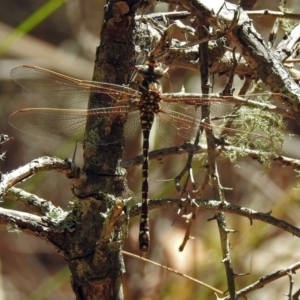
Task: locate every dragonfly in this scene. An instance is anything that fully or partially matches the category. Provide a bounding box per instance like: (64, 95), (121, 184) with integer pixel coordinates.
(9, 61), (286, 256)
(9, 60), (201, 257)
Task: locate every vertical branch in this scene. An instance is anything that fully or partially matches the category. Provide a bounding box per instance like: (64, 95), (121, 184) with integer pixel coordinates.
(68, 1), (137, 298)
(268, 0), (286, 49)
(198, 20), (237, 299)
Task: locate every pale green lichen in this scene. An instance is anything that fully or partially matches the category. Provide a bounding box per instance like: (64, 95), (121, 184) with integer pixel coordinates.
(278, 6), (299, 32)
(224, 106), (284, 162)
(45, 205), (79, 232)
(7, 223), (22, 234)
(199, 95), (286, 169)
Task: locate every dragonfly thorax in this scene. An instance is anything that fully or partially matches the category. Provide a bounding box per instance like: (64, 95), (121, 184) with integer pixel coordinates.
(139, 89), (161, 114)
(136, 60), (165, 89)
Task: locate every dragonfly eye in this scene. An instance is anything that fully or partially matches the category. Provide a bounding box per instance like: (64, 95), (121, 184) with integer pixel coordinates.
(135, 62), (165, 81)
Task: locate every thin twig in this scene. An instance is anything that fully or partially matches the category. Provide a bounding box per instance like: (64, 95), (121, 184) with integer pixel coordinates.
(129, 199), (300, 238)
(93, 198), (125, 266)
(122, 143), (300, 171)
(222, 261), (300, 299)
(199, 15), (236, 298)
(122, 250), (223, 294)
(246, 10), (300, 20)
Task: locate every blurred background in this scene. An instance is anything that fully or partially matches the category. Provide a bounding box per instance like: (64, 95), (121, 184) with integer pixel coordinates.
(1, 0), (300, 299)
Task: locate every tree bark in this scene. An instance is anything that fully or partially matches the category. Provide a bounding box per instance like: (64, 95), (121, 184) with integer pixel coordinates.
(66, 1), (137, 298)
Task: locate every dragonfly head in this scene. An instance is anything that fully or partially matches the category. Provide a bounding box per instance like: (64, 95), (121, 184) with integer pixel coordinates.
(135, 59), (165, 83)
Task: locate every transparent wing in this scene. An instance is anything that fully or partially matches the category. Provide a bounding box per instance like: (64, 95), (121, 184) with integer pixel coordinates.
(157, 98), (284, 155)
(124, 110), (141, 138)
(11, 65), (141, 109)
(157, 103), (201, 146)
(9, 106), (130, 143)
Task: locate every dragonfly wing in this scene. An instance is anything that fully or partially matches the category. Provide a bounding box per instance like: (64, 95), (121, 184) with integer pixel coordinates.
(11, 65), (141, 109)
(123, 110), (141, 138)
(157, 103), (201, 146)
(9, 106), (130, 143)
(159, 93), (284, 154)
(9, 108), (86, 142)
(162, 93), (236, 117)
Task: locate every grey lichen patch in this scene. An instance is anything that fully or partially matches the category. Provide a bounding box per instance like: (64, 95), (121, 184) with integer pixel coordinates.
(84, 116), (117, 150)
(7, 223), (22, 234)
(44, 206), (80, 233)
(221, 98), (285, 168)
(84, 127), (102, 150)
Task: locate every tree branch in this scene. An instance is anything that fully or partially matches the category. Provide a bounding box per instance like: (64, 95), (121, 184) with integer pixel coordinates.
(5, 187), (59, 215)
(0, 156), (80, 197)
(0, 207), (50, 237)
(122, 143), (300, 171)
(129, 198), (300, 238)
(222, 260), (300, 299)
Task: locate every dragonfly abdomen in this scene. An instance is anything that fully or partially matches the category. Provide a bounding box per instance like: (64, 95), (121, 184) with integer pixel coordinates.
(138, 86), (161, 257)
(139, 117), (152, 256)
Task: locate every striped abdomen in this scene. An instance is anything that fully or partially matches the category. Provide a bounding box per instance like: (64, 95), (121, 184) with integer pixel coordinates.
(138, 88), (160, 257)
